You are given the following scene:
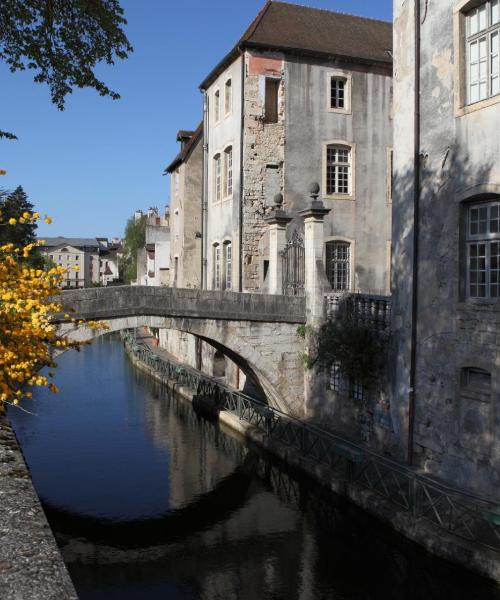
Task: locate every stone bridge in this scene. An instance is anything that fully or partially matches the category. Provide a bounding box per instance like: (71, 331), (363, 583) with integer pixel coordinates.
(56, 286), (306, 414)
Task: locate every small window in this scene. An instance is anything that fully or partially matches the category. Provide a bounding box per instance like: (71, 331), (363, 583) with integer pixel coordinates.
(214, 89), (221, 122)
(224, 242), (232, 290)
(466, 200), (500, 298)
(325, 144), (352, 195)
(213, 154), (222, 202)
(264, 78), (280, 123)
(325, 241), (351, 291)
(224, 79), (232, 115)
(330, 77), (346, 109)
(224, 146), (233, 197)
(465, 1), (500, 104)
(213, 244), (221, 290)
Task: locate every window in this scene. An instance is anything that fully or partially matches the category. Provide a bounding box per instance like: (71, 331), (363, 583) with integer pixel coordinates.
(213, 154), (222, 202)
(466, 1), (500, 104)
(224, 146), (233, 197)
(325, 144), (352, 196)
(330, 77), (346, 109)
(325, 241), (351, 291)
(214, 89), (221, 122)
(224, 79), (232, 115)
(213, 244), (221, 289)
(224, 242), (232, 290)
(327, 71), (352, 113)
(466, 200), (500, 298)
(264, 78), (280, 123)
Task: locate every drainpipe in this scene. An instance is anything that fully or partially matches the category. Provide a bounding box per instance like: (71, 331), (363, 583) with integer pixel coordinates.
(238, 51), (245, 292)
(408, 0), (421, 466)
(202, 91), (209, 289)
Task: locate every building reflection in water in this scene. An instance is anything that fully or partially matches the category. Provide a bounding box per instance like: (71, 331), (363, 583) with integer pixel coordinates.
(9, 336), (500, 600)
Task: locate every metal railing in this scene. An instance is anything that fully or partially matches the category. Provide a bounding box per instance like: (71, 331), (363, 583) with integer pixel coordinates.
(122, 330), (500, 553)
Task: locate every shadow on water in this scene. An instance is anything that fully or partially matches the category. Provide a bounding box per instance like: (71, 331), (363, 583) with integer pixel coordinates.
(9, 335), (500, 600)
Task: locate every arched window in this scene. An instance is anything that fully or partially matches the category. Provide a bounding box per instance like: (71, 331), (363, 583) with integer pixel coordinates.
(325, 241), (351, 291)
(213, 154), (221, 202)
(224, 241), (232, 290)
(224, 146), (233, 197)
(466, 199), (500, 297)
(213, 243), (221, 290)
(325, 144), (352, 196)
(214, 89), (220, 122)
(225, 79), (232, 115)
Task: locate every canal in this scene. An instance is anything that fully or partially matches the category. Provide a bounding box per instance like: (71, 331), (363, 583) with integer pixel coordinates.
(8, 335), (500, 600)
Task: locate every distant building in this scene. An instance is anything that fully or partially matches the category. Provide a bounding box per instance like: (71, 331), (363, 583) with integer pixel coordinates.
(135, 207), (171, 286)
(39, 237), (121, 288)
(165, 125), (203, 288)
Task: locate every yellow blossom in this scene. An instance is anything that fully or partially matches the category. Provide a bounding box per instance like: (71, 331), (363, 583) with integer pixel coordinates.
(8, 218), (16, 225)
(44, 216), (52, 224)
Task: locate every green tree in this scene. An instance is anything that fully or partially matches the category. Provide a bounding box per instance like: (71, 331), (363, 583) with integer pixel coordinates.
(0, 186), (46, 267)
(119, 215), (146, 283)
(0, 0), (133, 139)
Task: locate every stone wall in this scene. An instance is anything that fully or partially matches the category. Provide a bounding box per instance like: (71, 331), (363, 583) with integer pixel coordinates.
(242, 51), (285, 291)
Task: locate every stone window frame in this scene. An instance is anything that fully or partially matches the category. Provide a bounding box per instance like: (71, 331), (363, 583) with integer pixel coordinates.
(213, 153), (222, 204)
(223, 143), (234, 199)
(454, 0), (500, 116)
(224, 77), (233, 117)
(326, 69), (352, 114)
(323, 236), (356, 292)
(214, 87), (221, 124)
(322, 140), (356, 201)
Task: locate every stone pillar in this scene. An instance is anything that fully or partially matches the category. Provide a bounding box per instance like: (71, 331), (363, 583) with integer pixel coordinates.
(299, 183), (331, 326)
(264, 193), (292, 295)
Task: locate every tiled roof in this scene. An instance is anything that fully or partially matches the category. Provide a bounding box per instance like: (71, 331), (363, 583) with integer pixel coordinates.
(165, 121), (203, 174)
(200, 1), (392, 89)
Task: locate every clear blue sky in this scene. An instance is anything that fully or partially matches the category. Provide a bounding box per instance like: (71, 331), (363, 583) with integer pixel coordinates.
(0, 0), (392, 239)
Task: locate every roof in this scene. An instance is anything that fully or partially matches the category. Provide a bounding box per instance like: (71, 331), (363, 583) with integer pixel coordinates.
(165, 121), (203, 174)
(176, 130), (195, 142)
(39, 237), (101, 249)
(200, 1), (392, 89)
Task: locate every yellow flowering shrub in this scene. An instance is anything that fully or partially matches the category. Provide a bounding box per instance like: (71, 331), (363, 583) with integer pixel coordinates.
(0, 212), (105, 412)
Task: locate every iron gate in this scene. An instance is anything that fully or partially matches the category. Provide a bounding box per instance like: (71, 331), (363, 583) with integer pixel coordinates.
(281, 230), (305, 296)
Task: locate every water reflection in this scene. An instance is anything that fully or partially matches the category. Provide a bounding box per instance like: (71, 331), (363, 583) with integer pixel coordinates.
(8, 335), (500, 600)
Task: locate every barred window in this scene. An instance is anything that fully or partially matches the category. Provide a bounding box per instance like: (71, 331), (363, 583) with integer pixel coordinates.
(467, 201), (500, 298)
(326, 145), (351, 195)
(213, 154), (221, 202)
(224, 146), (233, 197)
(325, 241), (351, 291)
(330, 77), (346, 109)
(466, 1), (500, 103)
(329, 363), (347, 392)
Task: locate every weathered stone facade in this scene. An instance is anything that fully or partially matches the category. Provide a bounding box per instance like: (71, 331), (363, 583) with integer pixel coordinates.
(392, 0), (500, 497)
(242, 52), (285, 291)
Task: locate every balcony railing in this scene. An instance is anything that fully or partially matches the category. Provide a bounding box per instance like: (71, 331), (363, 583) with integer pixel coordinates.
(325, 292), (392, 331)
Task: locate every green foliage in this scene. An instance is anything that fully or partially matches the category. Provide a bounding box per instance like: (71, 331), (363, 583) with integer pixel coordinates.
(312, 315), (388, 391)
(119, 215), (146, 283)
(0, 0), (132, 135)
(296, 324), (315, 339)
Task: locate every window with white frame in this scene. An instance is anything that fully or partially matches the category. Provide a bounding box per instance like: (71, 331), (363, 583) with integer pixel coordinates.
(224, 146), (233, 197)
(224, 242), (232, 290)
(330, 76), (347, 109)
(466, 200), (500, 298)
(325, 240), (351, 291)
(225, 79), (232, 115)
(213, 154), (221, 202)
(326, 144), (352, 195)
(213, 243), (221, 289)
(466, 1), (499, 104)
(214, 89), (221, 121)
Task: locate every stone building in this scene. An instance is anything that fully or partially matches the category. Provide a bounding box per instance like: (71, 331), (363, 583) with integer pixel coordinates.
(200, 1), (393, 295)
(39, 237), (102, 288)
(165, 124), (203, 288)
(135, 207), (171, 286)
(392, 0), (500, 497)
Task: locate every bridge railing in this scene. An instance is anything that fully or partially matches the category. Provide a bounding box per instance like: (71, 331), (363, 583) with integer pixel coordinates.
(121, 330), (500, 553)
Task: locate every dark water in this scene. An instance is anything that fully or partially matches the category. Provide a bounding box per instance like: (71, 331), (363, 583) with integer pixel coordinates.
(8, 335), (500, 600)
